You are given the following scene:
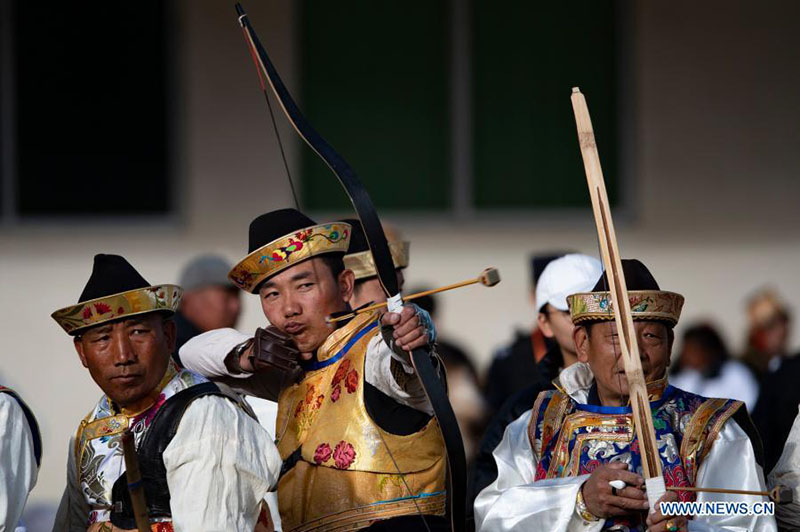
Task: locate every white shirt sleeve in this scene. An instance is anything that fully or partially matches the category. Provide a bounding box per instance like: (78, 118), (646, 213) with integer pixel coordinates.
(0, 394), (38, 531)
(164, 395), (282, 532)
(179, 328), (251, 379)
(51, 436), (87, 532)
(474, 410), (600, 532)
(688, 418), (776, 531)
(363, 334), (435, 415)
(768, 406), (800, 530)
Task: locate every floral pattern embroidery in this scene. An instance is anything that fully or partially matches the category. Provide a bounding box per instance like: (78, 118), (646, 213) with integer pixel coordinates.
(333, 440), (357, 469)
(345, 369), (359, 393)
(331, 359), (351, 387)
(314, 443), (332, 464)
(331, 385), (342, 402)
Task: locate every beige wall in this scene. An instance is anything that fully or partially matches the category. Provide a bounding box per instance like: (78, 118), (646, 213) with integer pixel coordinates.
(3, 0), (800, 506)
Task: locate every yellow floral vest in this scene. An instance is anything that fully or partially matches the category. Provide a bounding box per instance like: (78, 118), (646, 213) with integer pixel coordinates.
(275, 312), (446, 532)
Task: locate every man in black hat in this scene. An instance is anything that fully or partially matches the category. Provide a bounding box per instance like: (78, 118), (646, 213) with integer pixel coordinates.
(475, 260), (774, 532)
(0, 385), (40, 530)
(51, 254), (280, 532)
(180, 209), (447, 531)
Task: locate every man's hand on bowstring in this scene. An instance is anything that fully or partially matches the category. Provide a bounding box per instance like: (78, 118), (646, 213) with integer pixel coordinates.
(227, 326), (304, 383)
(380, 303), (436, 355)
(582, 462), (649, 518)
(646, 491), (688, 532)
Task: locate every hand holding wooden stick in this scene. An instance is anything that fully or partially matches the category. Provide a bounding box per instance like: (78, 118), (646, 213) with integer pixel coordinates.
(327, 267), (501, 324)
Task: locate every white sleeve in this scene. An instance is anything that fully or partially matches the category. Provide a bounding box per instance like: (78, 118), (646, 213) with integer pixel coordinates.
(768, 406), (800, 531)
(0, 394), (37, 531)
(363, 334), (434, 415)
(474, 410), (601, 532)
(688, 418), (777, 532)
(164, 396), (282, 532)
(179, 328), (252, 379)
(51, 436), (88, 532)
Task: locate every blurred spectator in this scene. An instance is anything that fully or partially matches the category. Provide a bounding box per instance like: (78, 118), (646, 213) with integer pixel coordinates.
(173, 254), (242, 362)
(670, 323), (759, 411)
(413, 290), (486, 463)
(742, 289), (791, 381)
(749, 288), (800, 472)
(467, 253), (601, 529)
(482, 252), (569, 412)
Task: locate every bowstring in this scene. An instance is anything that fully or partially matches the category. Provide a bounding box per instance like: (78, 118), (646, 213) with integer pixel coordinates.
(241, 24), (432, 531)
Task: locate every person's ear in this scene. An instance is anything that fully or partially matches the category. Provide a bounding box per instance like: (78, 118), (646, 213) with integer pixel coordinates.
(162, 318), (177, 353)
(339, 268), (355, 303)
(574, 326), (591, 363)
(74, 337), (89, 369)
(537, 312), (554, 338)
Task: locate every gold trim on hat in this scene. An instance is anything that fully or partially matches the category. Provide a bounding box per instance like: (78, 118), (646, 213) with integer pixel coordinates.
(229, 222), (352, 293)
(52, 284), (182, 335)
(567, 290), (684, 326)
(344, 241), (409, 281)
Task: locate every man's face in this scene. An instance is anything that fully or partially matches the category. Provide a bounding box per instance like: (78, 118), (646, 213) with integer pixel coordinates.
(259, 257), (354, 354)
(574, 320), (672, 403)
(74, 314), (175, 410)
(350, 269), (405, 309)
(181, 285), (242, 331)
(537, 304), (577, 356)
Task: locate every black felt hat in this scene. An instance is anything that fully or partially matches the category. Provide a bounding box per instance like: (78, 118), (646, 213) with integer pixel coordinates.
(228, 209), (352, 292)
(591, 259), (661, 292)
(52, 254), (181, 335)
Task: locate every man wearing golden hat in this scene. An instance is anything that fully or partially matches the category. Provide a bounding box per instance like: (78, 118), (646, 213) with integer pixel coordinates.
(51, 254), (281, 532)
(180, 208), (447, 531)
(475, 260), (775, 531)
(341, 218), (410, 310)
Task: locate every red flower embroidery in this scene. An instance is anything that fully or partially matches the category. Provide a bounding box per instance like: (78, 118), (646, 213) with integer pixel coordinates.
(294, 401), (303, 417)
(331, 385), (341, 402)
(82, 307), (92, 319)
(333, 440), (356, 469)
(314, 443), (332, 464)
(332, 359), (351, 387)
(94, 302), (112, 314)
(117, 306), (124, 314)
(314, 394), (324, 409)
(345, 369), (359, 393)
(305, 385), (316, 405)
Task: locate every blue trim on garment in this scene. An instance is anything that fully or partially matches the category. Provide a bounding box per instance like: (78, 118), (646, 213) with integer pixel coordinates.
(371, 490), (447, 506)
(575, 385), (677, 414)
(301, 319), (379, 371)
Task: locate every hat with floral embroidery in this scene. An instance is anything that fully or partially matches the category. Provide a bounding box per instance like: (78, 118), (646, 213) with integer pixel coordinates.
(567, 259), (684, 326)
(51, 254), (181, 335)
(228, 209), (351, 293)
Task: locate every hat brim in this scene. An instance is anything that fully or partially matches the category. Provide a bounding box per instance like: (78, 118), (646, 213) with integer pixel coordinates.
(344, 241), (409, 281)
(52, 284), (182, 335)
(567, 290), (684, 326)
(228, 222), (351, 293)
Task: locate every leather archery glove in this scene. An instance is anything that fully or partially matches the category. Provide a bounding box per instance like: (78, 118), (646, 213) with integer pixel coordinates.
(251, 326), (304, 383)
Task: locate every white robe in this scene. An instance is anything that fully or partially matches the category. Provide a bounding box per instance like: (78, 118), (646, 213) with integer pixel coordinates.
(179, 327), (434, 414)
(474, 364), (776, 532)
(0, 393), (38, 531)
(52, 395), (282, 532)
(768, 405), (800, 530)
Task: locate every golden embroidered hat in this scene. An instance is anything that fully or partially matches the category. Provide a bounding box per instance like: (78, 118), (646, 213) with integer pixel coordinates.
(340, 218), (409, 280)
(228, 209), (351, 293)
(52, 254), (181, 335)
(567, 259), (684, 326)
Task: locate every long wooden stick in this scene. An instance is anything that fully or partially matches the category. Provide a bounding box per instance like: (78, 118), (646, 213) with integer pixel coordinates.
(571, 88), (665, 511)
(121, 429), (150, 532)
(327, 267), (500, 324)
